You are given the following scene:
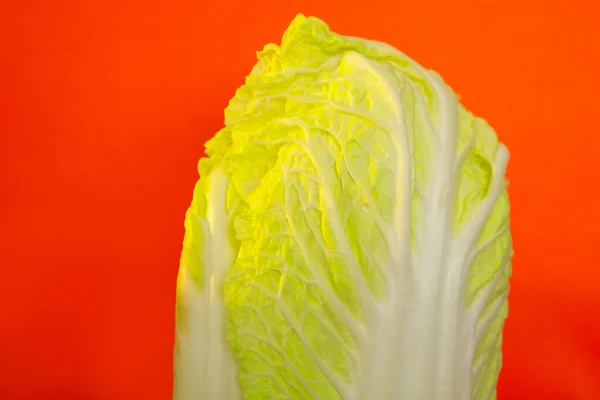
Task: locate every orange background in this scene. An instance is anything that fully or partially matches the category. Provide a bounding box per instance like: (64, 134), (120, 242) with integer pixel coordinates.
(1, 1), (599, 399)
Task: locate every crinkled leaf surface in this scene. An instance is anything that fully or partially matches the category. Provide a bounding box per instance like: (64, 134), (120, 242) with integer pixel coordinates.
(174, 14), (512, 400)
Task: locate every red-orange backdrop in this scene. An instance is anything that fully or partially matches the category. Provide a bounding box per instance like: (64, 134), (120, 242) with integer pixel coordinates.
(1, 1), (599, 399)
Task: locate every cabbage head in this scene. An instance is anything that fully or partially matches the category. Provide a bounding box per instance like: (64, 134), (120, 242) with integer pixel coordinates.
(174, 13), (513, 400)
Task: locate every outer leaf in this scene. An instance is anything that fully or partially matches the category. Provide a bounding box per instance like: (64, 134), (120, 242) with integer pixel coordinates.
(174, 129), (243, 399)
